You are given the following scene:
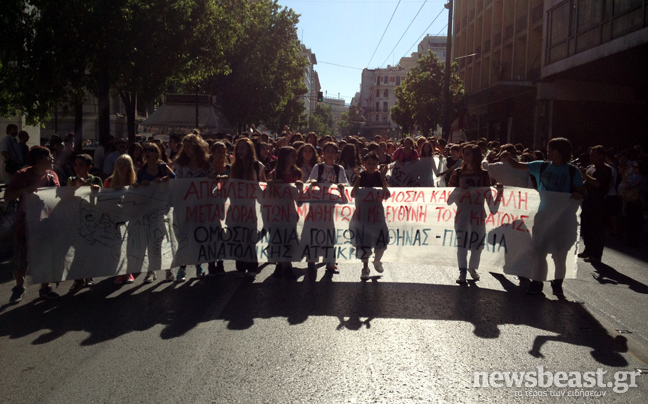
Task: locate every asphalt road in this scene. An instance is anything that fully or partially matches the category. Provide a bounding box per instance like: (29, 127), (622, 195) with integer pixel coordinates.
(1, 238), (647, 404)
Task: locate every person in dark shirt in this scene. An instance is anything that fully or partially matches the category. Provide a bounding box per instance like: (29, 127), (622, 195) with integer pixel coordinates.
(352, 152), (390, 280)
(579, 145), (613, 263)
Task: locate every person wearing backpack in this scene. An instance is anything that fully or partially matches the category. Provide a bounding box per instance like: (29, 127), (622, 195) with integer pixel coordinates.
(501, 137), (587, 300)
(306, 142), (349, 274)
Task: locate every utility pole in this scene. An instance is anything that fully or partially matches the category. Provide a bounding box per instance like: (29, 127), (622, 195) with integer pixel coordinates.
(442, 0), (453, 141)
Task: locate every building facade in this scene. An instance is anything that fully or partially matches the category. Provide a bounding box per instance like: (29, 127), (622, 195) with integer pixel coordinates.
(299, 44), (319, 117)
(322, 97), (347, 137)
(454, 0), (648, 148)
(354, 36), (448, 139)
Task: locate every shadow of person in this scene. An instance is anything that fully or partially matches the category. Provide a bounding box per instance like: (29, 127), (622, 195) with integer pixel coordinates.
(0, 278), (631, 368)
(336, 316), (374, 330)
(591, 262), (648, 294)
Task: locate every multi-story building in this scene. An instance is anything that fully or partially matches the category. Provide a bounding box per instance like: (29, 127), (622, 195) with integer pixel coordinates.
(356, 66), (408, 139)
(354, 36), (448, 139)
(454, 0), (648, 148)
(299, 44), (319, 117)
(401, 35), (449, 69)
(322, 97), (347, 137)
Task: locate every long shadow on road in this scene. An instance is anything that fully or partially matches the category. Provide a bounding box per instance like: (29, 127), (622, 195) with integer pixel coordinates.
(0, 270), (630, 368)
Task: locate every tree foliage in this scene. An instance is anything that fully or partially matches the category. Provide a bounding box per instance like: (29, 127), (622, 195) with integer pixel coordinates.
(1, 0), (307, 138)
(391, 51), (465, 136)
(308, 103), (334, 136)
(337, 105), (365, 137)
(198, 0), (308, 133)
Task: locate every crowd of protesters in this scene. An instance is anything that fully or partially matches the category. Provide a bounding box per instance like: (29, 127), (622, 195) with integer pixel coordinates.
(2, 122), (647, 304)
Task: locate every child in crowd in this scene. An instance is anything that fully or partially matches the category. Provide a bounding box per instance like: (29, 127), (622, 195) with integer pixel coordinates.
(173, 134), (210, 282)
(68, 153), (103, 292)
(296, 143), (319, 182)
(339, 143), (360, 186)
(307, 142), (349, 274)
(207, 142), (230, 276)
(392, 137), (419, 163)
(352, 152), (390, 280)
(230, 138), (266, 277)
(268, 146), (303, 278)
(448, 144), (491, 284)
(6, 146), (61, 303)
(136, 143), (176, 283)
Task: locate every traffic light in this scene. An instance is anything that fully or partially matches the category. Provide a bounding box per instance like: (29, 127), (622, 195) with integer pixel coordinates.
(317, 91), (323, 102)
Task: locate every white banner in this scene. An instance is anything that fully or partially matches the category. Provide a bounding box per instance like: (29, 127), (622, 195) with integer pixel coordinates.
(25, 179), (581, 283)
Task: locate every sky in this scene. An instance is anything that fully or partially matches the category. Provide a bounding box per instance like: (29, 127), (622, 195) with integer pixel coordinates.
(279, 0), (450, 105)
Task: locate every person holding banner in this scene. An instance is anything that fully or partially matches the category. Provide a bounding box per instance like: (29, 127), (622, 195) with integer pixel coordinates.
(135, 143), (176, 284)
(448, 144), (493, 284)
(307, 142), (349, 274)
(206, 142), (231, 276)
(6, 146), (61, 303)
(501, 137), (587, 299)
(417, 141), (441, 187)
(173, 134), (211, 282)
(268, 146), (303, 279)
(104, 154), (140, 284)
(352, 152), (390, 280)
(229, 137), (266, 278)
(67, 153), (103, 292)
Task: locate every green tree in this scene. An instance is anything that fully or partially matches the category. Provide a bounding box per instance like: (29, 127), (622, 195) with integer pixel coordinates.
(0, 1), (91, 124)
(1, 0), (237, 142)
(337, 111), (351, 137)
(110, 0), (237, 141)
(308, 103), (334, 136)
(391, 51), (464, 136)
(199, 0), (307, 133)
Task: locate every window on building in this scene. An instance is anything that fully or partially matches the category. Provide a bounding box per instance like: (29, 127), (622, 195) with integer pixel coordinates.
(376, 89), (380, 98)
(384, 76), (389, 83)
(376, 114), (379, 122)
(396, 76), (401, 86)
(383, 101), (388, 112)
(376, 76), (380, 85)
(384, 89), (388, 97)
(375, 102), (379, 111)
(383, 115), (388, 122)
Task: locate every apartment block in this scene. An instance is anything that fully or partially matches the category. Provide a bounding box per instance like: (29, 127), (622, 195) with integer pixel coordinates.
(299, 44), (320, 117)
(354, 36), (448, 139)
(454, 0), (648, 148)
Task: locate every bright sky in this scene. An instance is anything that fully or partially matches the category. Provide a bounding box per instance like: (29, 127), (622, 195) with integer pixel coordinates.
(279, 0), (450, 105)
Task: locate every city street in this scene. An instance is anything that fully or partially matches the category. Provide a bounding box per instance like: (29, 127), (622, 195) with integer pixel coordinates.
(1, 238), (647, 403)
